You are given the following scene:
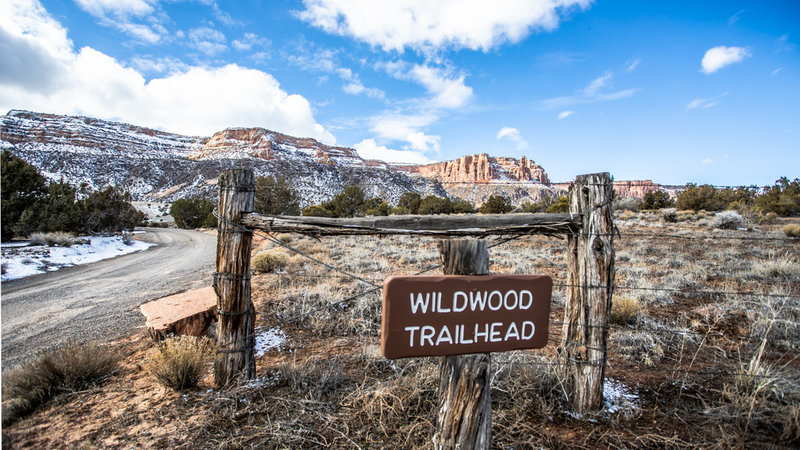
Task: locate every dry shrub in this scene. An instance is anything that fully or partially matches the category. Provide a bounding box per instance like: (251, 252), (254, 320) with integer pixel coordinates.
(29, 231), (85, 247)
(275, 233), (294, 243)
(610, 297), (643, 324)
(783, 224), (800, 238)
(492, 353), (570, 447)
(2, 341), (119, 425)
(617, 210), (637, 221)
(761, 212), (779, 224)
(661, 208), (678, 223)
(712, 210), (747, 230)
(720, 329), (800, 443)
(755, 254), (800, 280)
(343, 357), (437, 447)
(252, 249), (289, 273)
(146, 336), (213, 390)
(610, 330), (664, 367)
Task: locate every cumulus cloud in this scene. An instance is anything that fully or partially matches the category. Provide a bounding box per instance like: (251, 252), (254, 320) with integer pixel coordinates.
(496, 126), (529, 150)
(354, 138), (434, 164)
(701, 46), (751, 74)
(370, 112), (440, 152)
(297, 0), (592, 53)
(558, 110), (574, 119)
(0, 0), (335, 142)
(409, 64), (473, 108)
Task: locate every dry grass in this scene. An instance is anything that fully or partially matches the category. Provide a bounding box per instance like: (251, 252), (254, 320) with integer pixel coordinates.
(784, 223), (800, 238)
(754, 253), (800, 280)
(4, 213), (800, 449)
(145, 336), (214, 390)
(610, 297), (643, 324)
(1, 341), (118, 425)
(29, 231), (86, 247)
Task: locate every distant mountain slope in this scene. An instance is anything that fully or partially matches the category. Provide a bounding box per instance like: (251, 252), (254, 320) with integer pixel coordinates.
(1, 110), (446, 206)
(1, 110), (570, 206)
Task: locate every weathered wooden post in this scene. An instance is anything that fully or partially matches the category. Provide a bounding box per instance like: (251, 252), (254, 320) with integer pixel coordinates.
(214, 169), (256, 387)
(560, 172), (615, 412)
(433, 239), (492, 449)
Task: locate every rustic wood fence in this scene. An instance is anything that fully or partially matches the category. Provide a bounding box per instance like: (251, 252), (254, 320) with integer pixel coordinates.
(214, 168), (614, 447)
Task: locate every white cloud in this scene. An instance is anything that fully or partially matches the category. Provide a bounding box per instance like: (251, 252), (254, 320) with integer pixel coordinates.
(354, 138), (434, 164)
(702, 158), (713, 164)
(297, 0), (592, 53)
(74, 0), (154, 17)
(370, 112), (440, 152)
(232, 32), (270, 51)
(188, 27), (227, 56)
(686, 91), (728, 110)
(701, 46), (751, 74)
(127, 56), (188, 75)
(73, 0), (166, 43)
(625, 58), (640, 72)
(0, 0), (335, 143)
(409, 64), (473, 108)
(538, 72), (640, 110)
(581, 72), (611, 96)
(771, 67), (782, 76)
(728, 10), (745, 26)
(558, 110), (574, 119)
(288, 47), (385, 99)
(496, 126), (529, 150)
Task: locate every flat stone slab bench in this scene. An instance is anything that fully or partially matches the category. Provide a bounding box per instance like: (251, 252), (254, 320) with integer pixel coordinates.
(140, 286), (217, 340)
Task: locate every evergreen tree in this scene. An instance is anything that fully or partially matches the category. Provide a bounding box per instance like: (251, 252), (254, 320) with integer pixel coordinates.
(479, 195), (513, 214)
(254, 176), (300, 216)
(397, 192), (422, 214)
(170, 198), (215, 229)
(81, 186), (147, 233)
(1, 151), (47, 240)
(641, 190), (673, 210)
(418, 195), (453, 215)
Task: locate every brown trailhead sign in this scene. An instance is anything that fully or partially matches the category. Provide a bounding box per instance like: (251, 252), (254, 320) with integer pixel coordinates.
(381, 274), (552, 359)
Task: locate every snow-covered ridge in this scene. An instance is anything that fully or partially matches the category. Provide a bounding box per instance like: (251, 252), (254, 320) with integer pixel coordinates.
(1, 110), (559, 206)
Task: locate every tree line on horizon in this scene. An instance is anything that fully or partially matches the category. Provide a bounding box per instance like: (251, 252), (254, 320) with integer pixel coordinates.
(170, 174), (800, 229)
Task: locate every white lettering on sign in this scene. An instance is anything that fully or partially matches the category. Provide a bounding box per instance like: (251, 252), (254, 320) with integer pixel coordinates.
(404, 321), (537, 347)
(410, 289), (535, 314)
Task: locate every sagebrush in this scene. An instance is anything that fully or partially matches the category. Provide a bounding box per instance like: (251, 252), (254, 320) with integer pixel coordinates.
(146, 336), (213, 390)
(1, 341), (118, 426)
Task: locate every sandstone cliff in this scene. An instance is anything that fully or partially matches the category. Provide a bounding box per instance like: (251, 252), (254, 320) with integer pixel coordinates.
(396, 153), (550, 184)
(551, 180), (665, 199)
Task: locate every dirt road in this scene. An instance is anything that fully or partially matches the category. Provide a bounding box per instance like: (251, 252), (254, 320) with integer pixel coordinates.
(1, 228), (217, 369)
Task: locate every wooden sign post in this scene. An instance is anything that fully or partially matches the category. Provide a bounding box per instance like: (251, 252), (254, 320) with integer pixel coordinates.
(380, 240), (553, 450)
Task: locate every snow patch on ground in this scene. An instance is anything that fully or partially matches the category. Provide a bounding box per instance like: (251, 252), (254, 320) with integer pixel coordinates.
(604, 378), (639, 414)
(1, 235), (156, 282)
(254, 327), (287, 357)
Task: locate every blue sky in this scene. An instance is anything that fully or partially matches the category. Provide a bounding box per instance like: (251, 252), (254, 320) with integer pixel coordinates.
(1, 0), (797, 185)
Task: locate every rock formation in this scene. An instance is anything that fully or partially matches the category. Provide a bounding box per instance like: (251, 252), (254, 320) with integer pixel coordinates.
(397, 153), (550, 184)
